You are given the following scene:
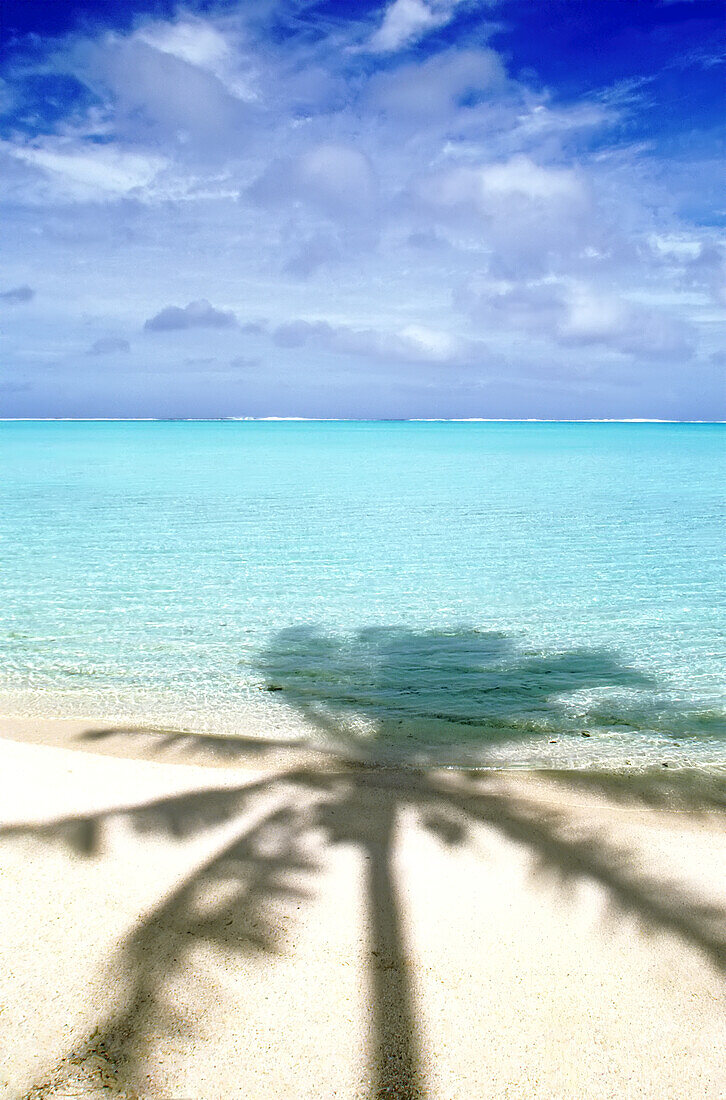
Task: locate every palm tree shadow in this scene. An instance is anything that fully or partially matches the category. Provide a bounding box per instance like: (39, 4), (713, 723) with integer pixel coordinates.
(7, 627), (726, 1100)
(259, 627), (657, 762)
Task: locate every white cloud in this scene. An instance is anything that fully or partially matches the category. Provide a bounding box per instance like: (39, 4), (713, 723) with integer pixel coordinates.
(6, 140), (166, 200)
(368, 0), (472, 53)
(511, 101), (618, 139)
(369, 0), (443, 52)
(418, 155), (592, 278)
(423, 155), (584, 209)
(477, 156), (583, 201)
(559, 287), (695, 360)
(251, 143), (378, 219)
(296, 144), (378, 213)
(559, 287), (627, 343)
(398, 324), (466, 362)
(462, 278), (696, 360)
(271, 317), (485, 366)
(367, 47), (506, 120)
(79, 33), (253, 156)
(135, 17), (256, 101)
(137, 19), (231, 71)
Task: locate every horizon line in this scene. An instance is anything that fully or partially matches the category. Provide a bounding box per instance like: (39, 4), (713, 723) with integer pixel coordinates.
(0, 418), (724, 425)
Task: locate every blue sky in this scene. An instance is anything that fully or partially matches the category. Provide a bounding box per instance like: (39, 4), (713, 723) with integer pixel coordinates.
(0, 0), (724, 418)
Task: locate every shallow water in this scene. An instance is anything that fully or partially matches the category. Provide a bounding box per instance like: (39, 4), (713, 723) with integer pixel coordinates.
(1, 420), (724, 767)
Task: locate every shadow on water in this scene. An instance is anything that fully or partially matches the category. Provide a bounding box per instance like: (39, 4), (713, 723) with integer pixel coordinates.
(256, 626), (701, 759)
(5, 628), (726, 1099)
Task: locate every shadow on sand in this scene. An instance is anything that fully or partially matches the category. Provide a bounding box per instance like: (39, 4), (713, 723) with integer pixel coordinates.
(5, 628), (726, 1099)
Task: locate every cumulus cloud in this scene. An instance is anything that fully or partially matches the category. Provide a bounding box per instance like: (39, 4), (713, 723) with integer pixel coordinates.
(417, 154), (594, 278)
(560, 287), (696, 360)
(247, 142), (381, 271)
(250, 143), (378, 220)
(461, 279), (696, 360)
(144, 299), (238, 332)
(0, 285), (34, 303)
(102, 44), (243, 148)
(64, 19), (257, 160)
(421, 155), (584, 210)
(88, 336), (131, 355)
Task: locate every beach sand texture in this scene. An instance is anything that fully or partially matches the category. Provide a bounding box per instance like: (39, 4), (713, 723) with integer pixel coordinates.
(0, 719), (725, 1100)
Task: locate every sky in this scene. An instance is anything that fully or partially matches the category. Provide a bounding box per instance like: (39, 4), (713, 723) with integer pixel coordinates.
(0, 0), (724, 419)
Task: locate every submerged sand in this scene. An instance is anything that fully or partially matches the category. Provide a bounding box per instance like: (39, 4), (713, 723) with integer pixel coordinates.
(0, 717), (725, 1099)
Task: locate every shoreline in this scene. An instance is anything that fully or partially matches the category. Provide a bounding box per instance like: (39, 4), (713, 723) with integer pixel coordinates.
(1, 715), (725, 1098)
(2, 711), (726, 774)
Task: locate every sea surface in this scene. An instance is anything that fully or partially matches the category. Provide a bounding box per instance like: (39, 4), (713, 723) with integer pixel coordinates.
(1, 420), (724, 768)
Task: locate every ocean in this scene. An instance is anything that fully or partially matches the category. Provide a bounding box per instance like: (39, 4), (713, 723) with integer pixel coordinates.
(1, 419), (724, 768)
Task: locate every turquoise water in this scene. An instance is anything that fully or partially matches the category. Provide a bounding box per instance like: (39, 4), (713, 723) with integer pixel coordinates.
(1, 420), (724, 767)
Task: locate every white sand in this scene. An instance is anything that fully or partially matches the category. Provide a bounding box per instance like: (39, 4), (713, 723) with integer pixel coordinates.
(0, 717), (724, 1100)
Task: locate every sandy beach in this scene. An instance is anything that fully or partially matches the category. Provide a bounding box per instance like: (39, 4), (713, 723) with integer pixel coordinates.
(0, 717), (724, 1100)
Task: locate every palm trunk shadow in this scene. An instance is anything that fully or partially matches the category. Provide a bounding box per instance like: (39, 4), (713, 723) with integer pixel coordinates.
(363, 793), (424, 1100)
(315, 773), (426, 1099)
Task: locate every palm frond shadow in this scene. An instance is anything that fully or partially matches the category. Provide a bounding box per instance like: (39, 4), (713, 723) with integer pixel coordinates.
(9, 628), (726, 1100)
